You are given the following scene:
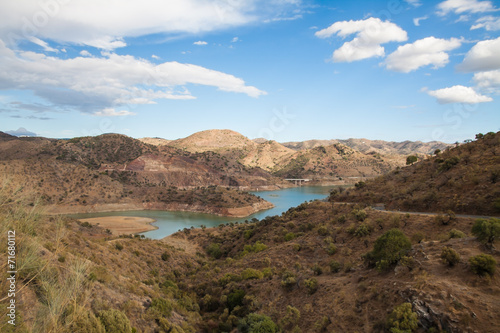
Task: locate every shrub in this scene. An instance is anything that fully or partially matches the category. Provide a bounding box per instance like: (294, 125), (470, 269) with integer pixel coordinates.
(69, 310), (105, 333)
(161, 251), (170, 261)
(243, 241), (268, 253)
(386, 303), (418, 333)
(329, 260), (342, 273)
(337, 215), (347, 223)
(284, 232), (297, 241)
(326, 243), (337, 255)
(317, 225), (329, 236)
(354, 223), (372, 237)
(440, 247), (460, 266)
(365, 229), (412, 271)
(97, 309), (132, 333)
(312, 264), (323, 276)
(411, 232), (425, 243)
(304, 278), (318, 294)
(241, 268), (264, 280)
(471, 218), (500, 245)
(280, 305), (300, 329)
(115, 243), (123, 251)
(352, 209), (367, 221)
(238, 313), (278, 333)
(281, 271), (297, 290)
(292, 243), (301, 251)
(227, 289), (246, 311)
(149, 297), (173, 317)
(207, 243), (222, 259)
(313, 316), (330, 332)
(469, 254), (497, 276)
(448, 229), (466, 239)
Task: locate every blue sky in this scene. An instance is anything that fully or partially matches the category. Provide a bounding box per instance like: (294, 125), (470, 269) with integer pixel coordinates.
(0, 0), (499, 143)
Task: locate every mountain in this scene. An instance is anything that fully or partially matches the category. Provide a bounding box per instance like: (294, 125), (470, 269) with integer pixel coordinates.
(283, 138), (451, 156)
(0, 133), (276, 215)
(0, 131), (15, 140)
(168, 129), (257, 153)
(139, 137), (172, 146)
(334, 131), (500, 216)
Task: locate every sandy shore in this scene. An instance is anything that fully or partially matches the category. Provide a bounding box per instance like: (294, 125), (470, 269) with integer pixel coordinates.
(78, 216), (157, 235)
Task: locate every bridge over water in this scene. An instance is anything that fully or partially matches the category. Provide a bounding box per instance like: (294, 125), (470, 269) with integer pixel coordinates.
(284, 178), (311, 186)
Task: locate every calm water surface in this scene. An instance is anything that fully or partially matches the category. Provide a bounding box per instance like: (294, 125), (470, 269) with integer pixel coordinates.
(69, 186), (338, 239)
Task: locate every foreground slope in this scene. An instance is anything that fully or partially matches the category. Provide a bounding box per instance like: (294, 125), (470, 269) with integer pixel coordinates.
(334, 131), (500, 216)
(4, 190), (499, 332)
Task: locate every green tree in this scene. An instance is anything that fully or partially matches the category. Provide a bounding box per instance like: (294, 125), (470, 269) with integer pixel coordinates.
(239, 313), (279, 333)
(365, 229), (412, 271)
(406, 155), (418, 165)
(386, 303), (418, 333)
(469, 254), (497, 276)
(472, 218), (500, 246)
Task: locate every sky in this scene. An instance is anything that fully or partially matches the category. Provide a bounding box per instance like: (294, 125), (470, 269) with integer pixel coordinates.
(0, 0), (499, 143)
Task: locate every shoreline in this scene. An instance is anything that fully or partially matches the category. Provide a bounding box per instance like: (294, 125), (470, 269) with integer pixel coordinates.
(45, 200), (275, 218)
(78, 216), (158, 235)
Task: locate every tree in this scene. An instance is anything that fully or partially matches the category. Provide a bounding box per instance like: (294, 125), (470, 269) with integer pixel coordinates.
(365, 229), (412, 271)
(471, 218), (500, 246)
(406, 155), (418, 165)
(386, 303), (418, 333)
(434, 149), (441, 155)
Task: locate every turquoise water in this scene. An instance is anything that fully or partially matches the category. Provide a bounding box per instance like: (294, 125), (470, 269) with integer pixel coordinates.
(69, 186), (337, 239)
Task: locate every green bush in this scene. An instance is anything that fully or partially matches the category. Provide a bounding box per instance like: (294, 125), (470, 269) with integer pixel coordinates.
(352, 209), (367, 221)
(69, 310), (105, 333)
(227, 289), (246, 311)
(97, 309), (132, 333)
(469, 254), (497, 276)
(440, 247), (460, 266)
(472, 218), (500, 245)
(449, 229), (466, 239)
(284, 232), (297, 241)
(353, 223), (372, 237)
(241, 268), (264, 280)
(365, 229), (412, 271)
(115, 243), (123, 251)
(280, 305), (300, 329)
(329, 260), (342, 273)
(243, 241), (268, 253)
(281, 271), (297, 290)
(317, 225), (329, 236)
(150, 297), (173, 317)
(326, 243), (337, 255)
(304, 278), (318, 294)
(386, 303), (418, 333)
(238, 313), (278, 333)
(312, 264), (323, 276)
(207, 243), (222, 259)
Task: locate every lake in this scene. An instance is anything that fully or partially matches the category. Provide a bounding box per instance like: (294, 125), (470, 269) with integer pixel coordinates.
(69, 186), (338, 239)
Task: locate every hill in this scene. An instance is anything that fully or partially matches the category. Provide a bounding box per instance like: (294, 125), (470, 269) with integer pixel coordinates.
(334, 131), (500, 216)
(3, 189), (499, 332)
(138, 137), (172, 146)
(0, 133), (276, 216)
(168, 129), (258, 153)
(283, 138), (450, 156)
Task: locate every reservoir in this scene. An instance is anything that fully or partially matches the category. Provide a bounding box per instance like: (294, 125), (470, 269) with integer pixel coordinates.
(69, 186), (337, 239)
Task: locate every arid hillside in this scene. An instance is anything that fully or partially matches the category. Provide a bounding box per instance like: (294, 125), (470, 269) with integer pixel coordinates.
(283, 138), (451, 156)
(0, 133), (276, 215)
(334, 131), (500, 216)
(3, 190), (499, 332)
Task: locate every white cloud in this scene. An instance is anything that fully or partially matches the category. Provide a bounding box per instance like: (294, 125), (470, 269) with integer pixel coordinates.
(413, 16), (428, 26)
(151, 54), (160, 60)
(405, 0), (422, 7)
(437, 0), (497, 15)
(231, 37), (239, 42)
(28, 36), (58, 53)
(193, 41), (208, 45)
(458, 37), (500, 71)
(473, 70), (500, 90)
(426, 85), (492, 103)
(0, 40), (266, 116)
(79, 50), (91, 57)
(471, 15), (500, 30)
(93, 108), (135, 117)
(0, 0), (300, 50)
(315, 18), (407, 62)
(385, 37), (461, 72)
